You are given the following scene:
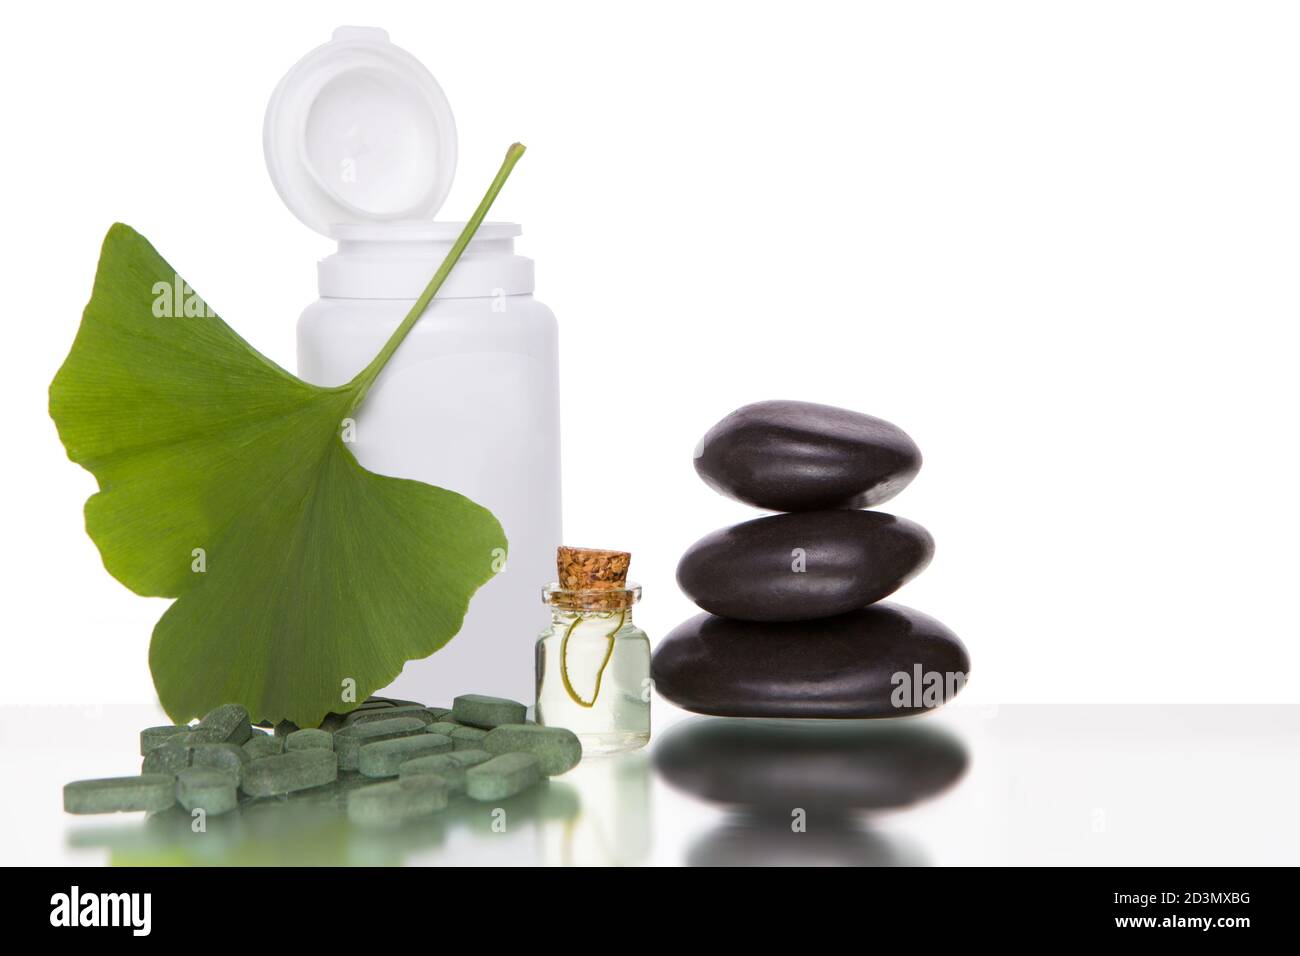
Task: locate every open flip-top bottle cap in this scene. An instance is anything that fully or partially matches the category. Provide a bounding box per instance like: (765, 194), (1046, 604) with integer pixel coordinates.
(264, 26), (458, 237)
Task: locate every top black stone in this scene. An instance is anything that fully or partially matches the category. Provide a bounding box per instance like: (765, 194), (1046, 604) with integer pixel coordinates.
(693, 400), (922, 511)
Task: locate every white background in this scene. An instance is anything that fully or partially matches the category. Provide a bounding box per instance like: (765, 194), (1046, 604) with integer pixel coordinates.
(4, 0), (1300, 712)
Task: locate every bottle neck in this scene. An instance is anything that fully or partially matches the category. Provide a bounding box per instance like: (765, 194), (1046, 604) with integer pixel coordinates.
(317, 221), (534, 300)
(550, 606), (635, 627)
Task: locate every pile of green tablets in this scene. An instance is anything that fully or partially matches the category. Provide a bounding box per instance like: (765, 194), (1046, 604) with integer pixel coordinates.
(63, 695), (582, 827)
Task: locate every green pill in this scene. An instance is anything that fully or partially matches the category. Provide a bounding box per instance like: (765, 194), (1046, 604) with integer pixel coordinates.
(273, 719), (300, 737)
(484, 724), (583, 776)
(425, 721), (461, 737)
(446, 748), (493, 767)
(176, 767), (238, 815)
(241, 750), (338, 797)
(399, 749), (492, 794)
(465, 752), (542, 801)
(190, 742), (249, 784)
(139, 724), (192, 755)
(141, 738), (194, 775)
(354, 698), (396, 712)
(198, 703), (252, 745)
(365, 696), (425, 709)
(180, 725), (227, 744)
(243, 734), (284, 759)
(452, 694), (528, 729)
(285, 728), (334, 752)
(343, 705), (438, 728)
(346, 776), (449, 827)
(335, 716), (427, 771)
(450, 725), (488, 750)
(64, 775), (177, 815)
(358, 734), (454, 778)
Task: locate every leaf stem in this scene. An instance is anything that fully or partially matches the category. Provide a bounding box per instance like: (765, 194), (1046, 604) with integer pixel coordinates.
(347, 143), (527, 410)
(559, 610), (626, 708)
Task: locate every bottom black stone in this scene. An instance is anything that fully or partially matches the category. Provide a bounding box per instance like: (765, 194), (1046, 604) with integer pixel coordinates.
(651, 602), (970, 718)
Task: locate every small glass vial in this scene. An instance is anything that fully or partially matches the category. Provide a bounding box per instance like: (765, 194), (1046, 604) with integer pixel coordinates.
(536, 548), (650, 755)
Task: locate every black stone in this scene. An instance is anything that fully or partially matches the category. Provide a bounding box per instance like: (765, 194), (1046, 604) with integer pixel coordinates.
(693, 400), (922, 511)
(650, 603), (969, 718)
(655, 717), (968, 813)
(676, 510), (933, 621)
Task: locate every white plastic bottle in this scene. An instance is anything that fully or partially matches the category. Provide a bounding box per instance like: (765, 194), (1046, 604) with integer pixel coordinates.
(264, 27), (561, 705)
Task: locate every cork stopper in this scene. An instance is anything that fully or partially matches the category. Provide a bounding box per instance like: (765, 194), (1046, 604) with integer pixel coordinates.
(548, 547), (638, 611)
(557, 547), (630, 589)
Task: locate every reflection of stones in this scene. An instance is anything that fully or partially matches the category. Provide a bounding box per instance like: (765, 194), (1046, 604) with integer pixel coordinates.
(64, 772), (581, 867)
(688, 813), (923, 867)
(656, 717), (967, 811)
(655, 717), (968, 867)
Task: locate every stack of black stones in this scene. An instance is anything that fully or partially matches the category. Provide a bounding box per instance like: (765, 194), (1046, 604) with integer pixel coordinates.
(652, 400), (969, 718)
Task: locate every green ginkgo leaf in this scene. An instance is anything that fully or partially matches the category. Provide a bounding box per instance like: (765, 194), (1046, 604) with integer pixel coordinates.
(49, 145), (526, 727)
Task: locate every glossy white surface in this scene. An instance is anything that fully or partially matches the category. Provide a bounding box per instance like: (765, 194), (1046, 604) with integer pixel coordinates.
(3, 703), (1296, 866)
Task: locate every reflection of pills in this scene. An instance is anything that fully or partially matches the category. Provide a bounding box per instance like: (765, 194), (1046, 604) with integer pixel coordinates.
(347, 776), (449, 827)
